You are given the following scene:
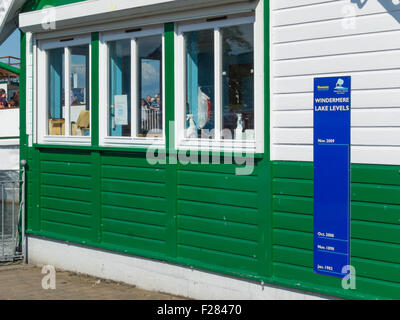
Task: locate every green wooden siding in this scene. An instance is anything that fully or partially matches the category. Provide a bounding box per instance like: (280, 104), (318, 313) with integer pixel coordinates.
(25, 149), (269, 278)
(176, 163), (261, 274)
(25, 148), (400, 299)
(272, 161), (400, 300)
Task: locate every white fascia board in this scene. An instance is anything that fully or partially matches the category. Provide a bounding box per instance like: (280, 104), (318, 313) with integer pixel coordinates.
(19, 0), (255, 33)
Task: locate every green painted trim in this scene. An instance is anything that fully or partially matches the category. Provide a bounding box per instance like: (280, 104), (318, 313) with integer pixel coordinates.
(91, 33), (100, 147)
(164, 23), (178, 257)
(164, 22), (175, 153)
(0, 136), (19, 140)
(255, 0), (272, 278)
(0, 61), (20, 75)
(22, 0), (86, 12)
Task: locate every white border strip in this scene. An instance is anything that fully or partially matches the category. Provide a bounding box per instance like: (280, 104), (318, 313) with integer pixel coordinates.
(27, 236), (326, 300)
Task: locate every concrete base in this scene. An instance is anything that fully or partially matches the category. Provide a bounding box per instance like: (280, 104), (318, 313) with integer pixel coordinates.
(27, 236), (326, 300)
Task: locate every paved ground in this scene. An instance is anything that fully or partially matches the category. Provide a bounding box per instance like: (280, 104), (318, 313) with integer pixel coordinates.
(0, 262), (185, 300)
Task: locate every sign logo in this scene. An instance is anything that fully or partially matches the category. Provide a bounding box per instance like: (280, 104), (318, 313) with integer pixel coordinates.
(334, 78), (349, 94)
(317, 85), (330, 91)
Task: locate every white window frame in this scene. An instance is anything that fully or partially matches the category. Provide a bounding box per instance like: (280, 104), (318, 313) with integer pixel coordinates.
(175, 0), (264, 153)
(99, 25), (166, 148)
(37, 34), (92, 145)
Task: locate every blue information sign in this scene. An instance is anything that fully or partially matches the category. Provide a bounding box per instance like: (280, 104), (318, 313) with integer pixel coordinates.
(313, 76), (351, 277)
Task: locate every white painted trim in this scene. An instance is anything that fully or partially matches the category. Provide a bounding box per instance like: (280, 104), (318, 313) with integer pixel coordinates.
(174, 4), (264, 153)
(131, 38), (138, 138)
(40, 34), (91, 50)
(19, 0), (256, 34)
(162, 33), (166, 143)
(37, 45), (47, 142)
(101, 26), (164, 42)
(214, 27), (222, 141)
(177, 15), (255, 33)
(98, 27), (166, 147)
(26, 32), (34, 147)
(253, 0), (264, 154)
(33, 34), (38, 146)
(174, 28), (185, 150)
(64, 46), (71, 137)
(37, 37), (92, 145)
(99, 38), (108, 145)
(27, 236), (326, 300)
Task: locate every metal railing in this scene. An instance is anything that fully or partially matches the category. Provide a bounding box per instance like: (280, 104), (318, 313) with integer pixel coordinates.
(141, 108), (162, 133)
(0, 171), (23, 262)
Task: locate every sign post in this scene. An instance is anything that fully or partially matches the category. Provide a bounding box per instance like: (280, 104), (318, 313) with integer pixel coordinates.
(313, 76), (351, 277)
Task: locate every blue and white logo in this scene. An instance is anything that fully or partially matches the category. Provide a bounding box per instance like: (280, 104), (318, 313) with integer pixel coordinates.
(335, 78), (348, 93)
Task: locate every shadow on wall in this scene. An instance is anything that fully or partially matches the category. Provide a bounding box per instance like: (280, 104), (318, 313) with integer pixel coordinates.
(351, 0), (400, 22)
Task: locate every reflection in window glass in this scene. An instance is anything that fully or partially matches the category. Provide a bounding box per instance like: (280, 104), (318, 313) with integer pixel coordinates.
(137, 35), (163, 137)
(109, 39), (131, 137)
(70, 45), (90, 136)
(48, 48), (65, 136)
(222, 24), (254, 140)
(184, 29), (214, 139)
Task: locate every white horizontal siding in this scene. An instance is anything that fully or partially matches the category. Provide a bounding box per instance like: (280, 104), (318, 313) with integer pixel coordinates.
(273, 0), (392, 27)
(273, 145), (400, 165)
(274, 109), (400, 127)
(274, 12), (400, 44)
(274, 89), (400, 111)
(271, 0), (344, 11)
(271, 0), (400, 165)
(273, 128), (400, 146)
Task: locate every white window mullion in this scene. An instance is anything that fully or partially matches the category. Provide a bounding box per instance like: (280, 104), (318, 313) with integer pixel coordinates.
(178, 32), (186, 143)
(214, 27), (222, 141)
(64, 47), (71, 137)
(89, 43), (92, 137)
(100, 39), (109, 141)
(162, 34), (166, 142)
(131, 38), (138, 139)
(38, 48), (48, 140)
(254, 0), (264, 153)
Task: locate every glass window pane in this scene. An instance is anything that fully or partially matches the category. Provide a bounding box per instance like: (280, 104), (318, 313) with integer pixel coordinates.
(70, 45), (90, 136)
(222, 24), (254, 141)
(137, 35), (163, 138)
(108, 39), (131, 137)
(47, 48), (65, 136)
(184, 29), (214, 139)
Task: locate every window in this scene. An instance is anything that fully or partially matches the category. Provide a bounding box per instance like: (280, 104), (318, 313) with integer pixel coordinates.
(38, 35), (91, 144)
(176, 11), (264, 152)
(100, 27), (164, 146)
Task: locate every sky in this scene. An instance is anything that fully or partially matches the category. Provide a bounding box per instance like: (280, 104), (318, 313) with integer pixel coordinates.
(0, 30), (21, 59)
